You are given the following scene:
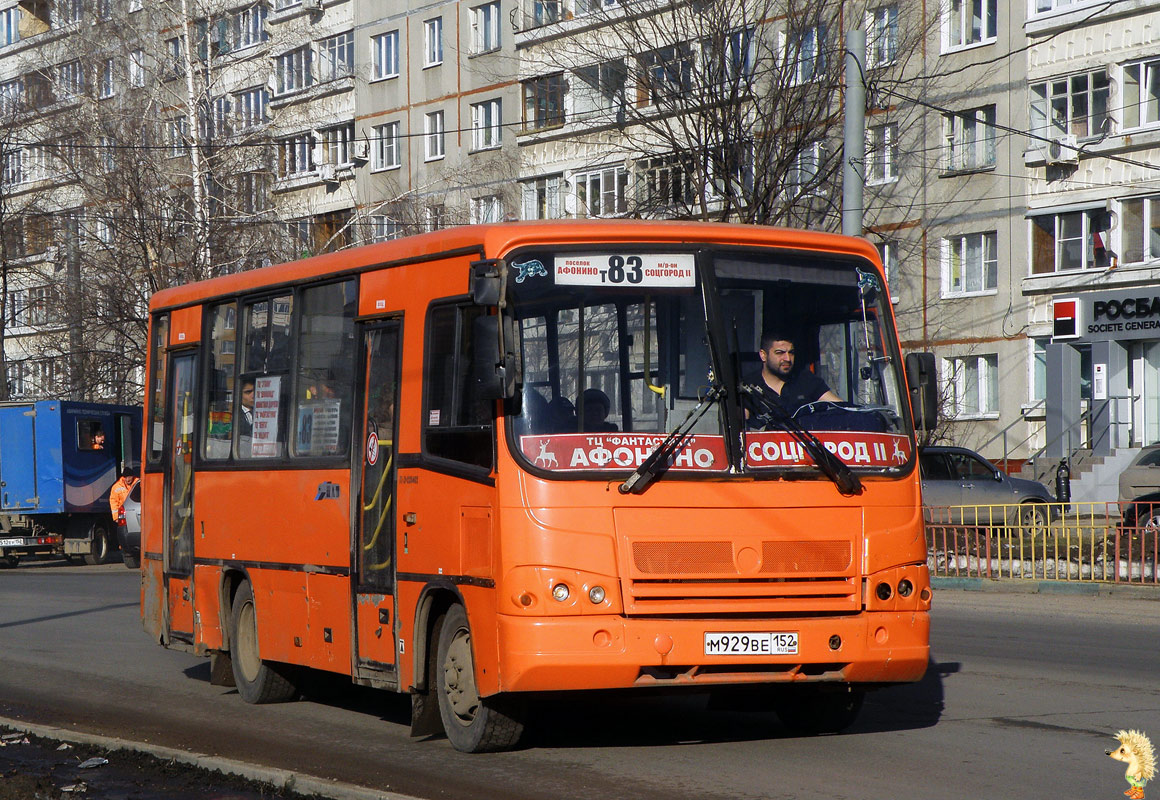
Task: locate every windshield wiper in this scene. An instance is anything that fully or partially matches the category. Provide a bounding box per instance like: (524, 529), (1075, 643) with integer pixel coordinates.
(619, 385), (724, 495)
(740, 384), (862, 497)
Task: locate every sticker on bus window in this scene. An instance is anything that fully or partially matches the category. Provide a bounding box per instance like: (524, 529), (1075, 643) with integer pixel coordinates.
(251, 375), (282, 457)
(554, 254), (696, 288)
(520, 433), (728, 472)
(297, 399), (341, 456)
(744, 431), (912, 468)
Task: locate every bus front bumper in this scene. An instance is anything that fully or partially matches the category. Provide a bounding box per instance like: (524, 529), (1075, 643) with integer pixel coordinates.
(495, 610), (929, 693)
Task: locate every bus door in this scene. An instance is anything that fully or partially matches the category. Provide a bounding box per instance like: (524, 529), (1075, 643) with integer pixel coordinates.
(164, 352), (197, 642)
(352, 321), (401, 680)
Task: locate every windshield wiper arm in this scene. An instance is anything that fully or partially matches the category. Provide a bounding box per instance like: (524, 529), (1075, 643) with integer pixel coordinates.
(740, 384), (862, 497)
(619, 385), (724, 495)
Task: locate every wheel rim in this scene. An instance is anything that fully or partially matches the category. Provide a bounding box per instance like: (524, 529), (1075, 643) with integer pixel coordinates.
(1144, 514), (1160, 534)
(235, 600), (261, 683)
(93, 528), (107, 560)
(441, 625), (479, 725)
(1022, 507), (1046, 537)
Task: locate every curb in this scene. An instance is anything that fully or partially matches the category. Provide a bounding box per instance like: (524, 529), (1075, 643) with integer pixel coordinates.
(0, 715), (421, 800)
(931, 576), (1160, 599)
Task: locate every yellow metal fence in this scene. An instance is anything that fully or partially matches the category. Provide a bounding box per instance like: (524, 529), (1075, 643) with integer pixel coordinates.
(924, 502), (1159, 584)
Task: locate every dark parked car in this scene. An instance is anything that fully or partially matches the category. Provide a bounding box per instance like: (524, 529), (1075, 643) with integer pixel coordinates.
(1118, 444), (1160, 531)
(920, 445), (1056, 531)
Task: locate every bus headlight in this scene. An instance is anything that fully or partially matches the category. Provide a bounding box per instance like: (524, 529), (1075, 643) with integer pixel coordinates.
(588, 585), (606, 604)
(552, 583), (570, 602)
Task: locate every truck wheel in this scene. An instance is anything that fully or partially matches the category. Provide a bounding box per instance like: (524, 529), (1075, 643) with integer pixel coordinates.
(83, 524), (113, 566)
(774, 686), (864, 735)
(121, 550), (140, 569)
(229, 582), (299, 704)
(3, 554), (17, 568)
(435, 604), (525, 752)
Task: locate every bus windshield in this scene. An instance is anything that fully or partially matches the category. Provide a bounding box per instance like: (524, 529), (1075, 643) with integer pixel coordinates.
(506, 246), (913, 479)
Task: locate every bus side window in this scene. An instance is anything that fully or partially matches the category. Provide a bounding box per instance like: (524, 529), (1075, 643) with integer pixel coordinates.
(147, 314), (169, 464)
(293, 279), (356, 458)
(424, 303), (493, 470)
(203, 302), (237, 460)
(239, 294), (294, 459)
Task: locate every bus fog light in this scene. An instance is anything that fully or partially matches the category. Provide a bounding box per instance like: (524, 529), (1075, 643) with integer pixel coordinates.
(518, 593), (534, 607)
(552, 583), (570, 602)
(588, 586), (606, 604)
(897, 579), (914, 597)
(875, 582), (892, 601)
(828, 634), (842, 651)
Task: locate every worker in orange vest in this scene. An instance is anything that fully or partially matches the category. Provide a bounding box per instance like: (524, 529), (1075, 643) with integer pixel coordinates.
(109, 465), (139, 518)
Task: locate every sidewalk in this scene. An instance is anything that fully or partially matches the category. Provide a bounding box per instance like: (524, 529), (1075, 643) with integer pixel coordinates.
(931, 575), (1160, 599)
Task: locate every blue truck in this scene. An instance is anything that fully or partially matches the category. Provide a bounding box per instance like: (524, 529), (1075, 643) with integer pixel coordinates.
(0, 401), (141, 568)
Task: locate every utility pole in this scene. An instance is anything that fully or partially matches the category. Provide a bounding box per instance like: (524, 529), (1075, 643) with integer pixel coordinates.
(843, 29), (866, 238)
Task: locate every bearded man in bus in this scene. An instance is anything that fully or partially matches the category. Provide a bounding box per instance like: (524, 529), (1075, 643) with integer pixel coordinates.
(754, 330), (841, 415)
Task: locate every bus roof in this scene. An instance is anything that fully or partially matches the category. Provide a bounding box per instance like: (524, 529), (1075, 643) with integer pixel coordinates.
(149, 220), (881, 312)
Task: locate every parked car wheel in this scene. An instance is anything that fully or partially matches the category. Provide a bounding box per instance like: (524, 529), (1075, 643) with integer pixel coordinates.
(1019, 502), (1049, 538)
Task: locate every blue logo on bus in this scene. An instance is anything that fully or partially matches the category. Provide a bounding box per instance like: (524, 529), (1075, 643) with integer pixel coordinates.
(315, 481), (341, 500)
(512, 259), (548, 284)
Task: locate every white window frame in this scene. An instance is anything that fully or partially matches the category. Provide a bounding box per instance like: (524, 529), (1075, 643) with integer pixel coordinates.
(231, 4), (267, 52)
(942, 231), (998, 297)
(129, 49), (145, 88)
(781, 24), (827, 85)
(1116, 195), (1160, 265)
(279, 132), (314, 176)
(789, 141), (823, 195)
(471, 195), (503, 224)
(98, 59), (115, 99)
(58, 60), (84, 100)
(522, 174), (563, 219)
(1029, 69), (1110, 140)
(372, 121), (400, 170)
(424, 18), (443, 67)
(275, 46), (313, 95)
(471, 98), (502, 151)
(470, 2), (500, 54)
(371, 31), (400, 80)
(234, 87), (268, 129)
(945, 354), (999, 418)
(424, 110), (445, 160)
(866, 5), (898, 68)
(319, 31), (354, 82)
(321, 122), (355, 166)
(942, 106), (996, 172)
(943, 0), (997, 52)
(1030, 208), (1111, 273)
(877, 240), (898, 302)
(1121, 58), (1160, 131)
(369, 215), (403, 242)
(866, 123), (897, 184)
(1, 7), (20, 46)
(575, 165), (628, 218)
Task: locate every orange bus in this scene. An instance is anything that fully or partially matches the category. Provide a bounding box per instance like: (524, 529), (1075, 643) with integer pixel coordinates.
(141, 221), (935, 752)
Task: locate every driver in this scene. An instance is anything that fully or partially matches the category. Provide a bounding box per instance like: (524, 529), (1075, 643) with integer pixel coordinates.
(753, 329), (840, 416)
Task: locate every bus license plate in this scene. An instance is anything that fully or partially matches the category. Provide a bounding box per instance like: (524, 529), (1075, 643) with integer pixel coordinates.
(704, 632), (798, 656)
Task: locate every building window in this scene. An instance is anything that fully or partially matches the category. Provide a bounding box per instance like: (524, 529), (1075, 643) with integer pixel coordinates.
(371, 31), (399, 80)
(129, 49), (145, 87)
(1032, 0), (1084, 12)
(471, 98), (502, 151)
(1030, 70), (1110, 140)
(471, 195), (503, 224)
(471, 2), (500, 54)
(1030, 338), (1047, 403)
(2, 149), (22, 186)
(319, 31), (354, 81)
(58, 0), (83, 24)
(275, 47), (312, 95)
(943, 0), (997, 51)
(228, 4), (267, 52)
(1, 7), (20, 46)
(165, 36), (184, 78)
(943, 232), (997, 296)
(946, 354), (998, 417)
(573, 60), (626, 116)
(234, 86), (268, 129)
(866, 123), (897, 184)
(1122, 59), (1160, 130)
(523, 74), (564, 129)
(372, 122), (400, 170)
(782, 24), (827, 85)
(167, 118), (189, 158)
(576, 166), (628, 218)
(522, 174), (563, 219)
(98, 59), (115, 99)
(877, 240), (898, 297)
(639, 45), (694, 105)
(789, 141), (823, 194)
(27, 286), (57, 325)
(0, 78), (21, 113)
(1031, 209), (1110, 273)
(637, 155), (695, 209)
(57, 61), (84, 100)
(424, 18), (443, 67)
(369, 215), (403, 242)
(278, 132), (314, 176)
(426, 204), (445, 231)
(424, 111), (445, 160)
(943, 106), (996, 172)
(317, 123), (354, 166)
(866, 6), (898, 68)
(1119, 196), (1160, 265)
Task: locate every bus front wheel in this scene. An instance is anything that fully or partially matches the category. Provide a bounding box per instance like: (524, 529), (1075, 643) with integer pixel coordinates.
(435, 604), (524, 753)
(774, 685), (864, 735)
(229, 582), (299, 704)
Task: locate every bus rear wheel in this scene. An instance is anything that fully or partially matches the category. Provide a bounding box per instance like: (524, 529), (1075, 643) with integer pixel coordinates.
(774, 685), (864, 735)
(229, 582), (299, 704)
(435, 604), (524, 753)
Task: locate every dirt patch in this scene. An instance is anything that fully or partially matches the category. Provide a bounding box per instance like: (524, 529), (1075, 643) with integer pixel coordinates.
(0, 728), (324, 800)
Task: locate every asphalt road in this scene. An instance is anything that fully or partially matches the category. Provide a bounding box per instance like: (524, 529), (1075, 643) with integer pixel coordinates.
(1, 560), (1158, 800)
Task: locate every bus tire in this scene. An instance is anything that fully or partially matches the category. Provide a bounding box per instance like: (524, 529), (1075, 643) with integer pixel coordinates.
(435, 604), (524, 753)
(774, 686), (864, 735)
(229, 582), (299, 704)
(83, 523), (113, 566)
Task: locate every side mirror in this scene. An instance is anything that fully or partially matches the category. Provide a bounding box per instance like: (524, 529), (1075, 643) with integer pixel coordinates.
(905, 352), (938, 431)
(473, 314), (520, 400)
(470, 259), (506, 306)
(994, 470), (1004, 482)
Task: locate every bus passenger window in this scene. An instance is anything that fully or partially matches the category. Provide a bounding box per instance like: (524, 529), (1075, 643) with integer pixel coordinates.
(147, 315), (169, 463)
(424, 303), (493, 470)
(293, 280), (356, 457)
(203, 302), (237, 460)
(240, 294), (294, 459)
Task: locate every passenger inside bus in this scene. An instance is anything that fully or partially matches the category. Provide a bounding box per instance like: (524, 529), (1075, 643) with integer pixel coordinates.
(581, 388), (618, 432)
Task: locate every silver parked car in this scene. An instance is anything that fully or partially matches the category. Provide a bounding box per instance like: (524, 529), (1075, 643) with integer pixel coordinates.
(920, 445), (1056, 530)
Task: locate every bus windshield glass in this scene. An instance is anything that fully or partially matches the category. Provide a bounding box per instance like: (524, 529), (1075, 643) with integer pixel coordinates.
(506, 247), (913, 478)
